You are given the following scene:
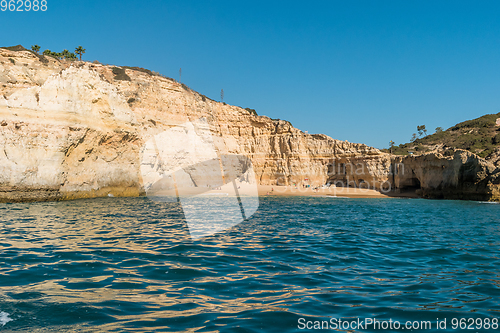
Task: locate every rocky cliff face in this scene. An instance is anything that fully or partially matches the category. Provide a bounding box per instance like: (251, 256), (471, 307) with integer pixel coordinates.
(327, 147), (500, 201)
(2, 48), (499, 202)
(391, 150), (500, 201)
(0, 48), (382, 202)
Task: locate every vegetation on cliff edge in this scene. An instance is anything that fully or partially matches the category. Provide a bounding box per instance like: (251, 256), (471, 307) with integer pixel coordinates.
(383, 112), (500, 158)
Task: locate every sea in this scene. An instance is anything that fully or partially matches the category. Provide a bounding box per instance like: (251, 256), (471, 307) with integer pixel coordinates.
(0, 196), (499, 332)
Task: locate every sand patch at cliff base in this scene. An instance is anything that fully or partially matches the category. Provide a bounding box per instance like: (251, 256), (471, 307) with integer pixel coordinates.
(257, 185), (391, 198)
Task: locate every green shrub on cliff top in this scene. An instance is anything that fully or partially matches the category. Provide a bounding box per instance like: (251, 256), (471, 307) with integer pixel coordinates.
(385, 112), (500, 157)
(451, 113), (499, 130)
(245, 108), (258, 116)
(1, 45), (27, 52)
(112, 67), (131, 81)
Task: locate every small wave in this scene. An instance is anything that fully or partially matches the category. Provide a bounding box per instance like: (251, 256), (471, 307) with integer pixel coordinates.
(479, 201), (499, 204)
(0, 312), (12, 326)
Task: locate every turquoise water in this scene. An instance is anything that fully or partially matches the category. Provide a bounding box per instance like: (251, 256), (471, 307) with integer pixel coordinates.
(0, 197), (500, 332)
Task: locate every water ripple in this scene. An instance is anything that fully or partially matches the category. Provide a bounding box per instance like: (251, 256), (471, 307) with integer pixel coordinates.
(0, 197), (499, 331)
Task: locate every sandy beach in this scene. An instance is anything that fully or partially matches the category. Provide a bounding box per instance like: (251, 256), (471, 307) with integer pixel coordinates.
(156, 184), (416, 199)
(257, 185), (392, 198)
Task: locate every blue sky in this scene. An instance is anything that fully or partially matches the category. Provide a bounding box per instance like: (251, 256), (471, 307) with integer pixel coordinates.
(2, 0), (500, 148)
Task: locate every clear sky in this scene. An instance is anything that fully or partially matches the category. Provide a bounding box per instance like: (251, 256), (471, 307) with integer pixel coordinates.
(2, 0), (500, 148)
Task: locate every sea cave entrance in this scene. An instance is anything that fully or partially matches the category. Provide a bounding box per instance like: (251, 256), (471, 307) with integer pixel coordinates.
(398, 172), (421, 192)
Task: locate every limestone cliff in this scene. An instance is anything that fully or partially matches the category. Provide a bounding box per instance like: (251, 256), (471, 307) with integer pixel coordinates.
(0, 48), (381, 202)
(328, 149), (500, 201)
(2, 48), (499, 202)
(392, 150), (500, 201)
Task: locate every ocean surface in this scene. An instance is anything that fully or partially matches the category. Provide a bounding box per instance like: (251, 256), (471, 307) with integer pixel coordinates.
(0, 196), (500, 332)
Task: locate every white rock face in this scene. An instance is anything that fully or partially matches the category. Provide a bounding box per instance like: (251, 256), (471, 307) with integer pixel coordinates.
(0, 48), (383, 202)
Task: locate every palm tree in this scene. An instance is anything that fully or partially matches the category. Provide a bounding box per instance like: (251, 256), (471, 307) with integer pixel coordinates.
(75, 46), (86, 61)
(221, 89), (224, 103)
(61, 49), (70, 59)
(31, 45), (41, 54)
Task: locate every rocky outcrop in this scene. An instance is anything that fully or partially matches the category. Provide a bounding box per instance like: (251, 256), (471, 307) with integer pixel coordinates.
(321, 141), (500, 201)
(0, 48), (382, 202)
(329, 148), (500, 201)
(392, 150), (500, 201)
(487, 148), (500, 167)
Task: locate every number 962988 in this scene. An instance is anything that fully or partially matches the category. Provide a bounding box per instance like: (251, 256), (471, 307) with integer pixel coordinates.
(1, 0), (47, 11)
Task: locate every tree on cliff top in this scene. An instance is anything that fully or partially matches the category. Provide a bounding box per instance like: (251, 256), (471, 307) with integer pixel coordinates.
(43, 49), (60, 59)
(417, 125), (427, 137)
(389, 140), (395, 154)
(31, 45), (40, 54)
(385, 112), (500, 157)
(61, 49), (77, 60)
(75, 46), (86, 61)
